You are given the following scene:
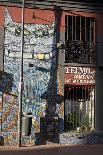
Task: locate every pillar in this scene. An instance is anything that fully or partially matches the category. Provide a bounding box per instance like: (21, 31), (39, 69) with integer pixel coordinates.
(95, 35), (103, 131)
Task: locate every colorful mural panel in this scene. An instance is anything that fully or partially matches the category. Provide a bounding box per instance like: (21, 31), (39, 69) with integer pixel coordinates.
(2, 8), (60, 145)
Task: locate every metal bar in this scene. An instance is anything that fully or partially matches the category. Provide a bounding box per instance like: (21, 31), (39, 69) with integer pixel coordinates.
(18, 0), (25, 147)
(67, 16), (69, 41)
(94, 18), (96, 44)
(69, 88), (71, 125)
(87, 86), (90, 130)
(78, 86), (81, 128)
(85, 17), (86, 41)
(85, 86), (87, 131)
(90, 86), (93, 130)
(91, 86), (95, 130)
(72, 86), (74, 130)
(72, 16), (73, 40)
(77, 16), (80, 40)
(75, 16), (76, 40)
(89, 18), (92, 45)
(80, 16), (81, 41)
(89, 18), (92, 63)
(81, 86), (83, 130)
(75, 86), (77, 130)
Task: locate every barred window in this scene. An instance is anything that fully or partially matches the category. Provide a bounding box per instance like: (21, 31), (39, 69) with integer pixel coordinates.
(64, 85), (95, 132)
(65, 16), (96, 64)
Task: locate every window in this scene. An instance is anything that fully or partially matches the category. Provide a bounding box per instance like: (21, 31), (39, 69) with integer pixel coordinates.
(64, 85), (95, 132)
(65, 16), (96, 64)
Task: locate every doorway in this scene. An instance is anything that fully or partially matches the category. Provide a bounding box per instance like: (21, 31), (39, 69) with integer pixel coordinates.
(64, 85), (95, 132)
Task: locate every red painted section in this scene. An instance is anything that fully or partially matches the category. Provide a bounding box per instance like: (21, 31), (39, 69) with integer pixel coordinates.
(0, 6), (4, 27)
(8, 7), (55, 25)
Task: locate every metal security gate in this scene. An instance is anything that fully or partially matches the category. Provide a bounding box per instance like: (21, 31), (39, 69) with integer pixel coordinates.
(64, 85), (95, 132)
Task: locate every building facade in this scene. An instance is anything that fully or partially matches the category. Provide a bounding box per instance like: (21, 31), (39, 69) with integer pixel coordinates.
(0, 0), (103, 145)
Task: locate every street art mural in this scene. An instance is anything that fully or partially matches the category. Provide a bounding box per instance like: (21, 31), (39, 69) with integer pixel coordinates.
(1, 8), (63, 145)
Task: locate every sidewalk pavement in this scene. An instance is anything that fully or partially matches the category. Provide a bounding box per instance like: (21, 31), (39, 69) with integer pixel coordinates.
(0, 144), (103, 155)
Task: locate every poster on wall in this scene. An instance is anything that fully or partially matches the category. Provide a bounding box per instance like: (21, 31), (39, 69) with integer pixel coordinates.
(65, 66), (95, 85)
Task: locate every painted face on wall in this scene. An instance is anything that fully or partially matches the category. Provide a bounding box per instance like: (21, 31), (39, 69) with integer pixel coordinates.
(4, 9), (56, 66)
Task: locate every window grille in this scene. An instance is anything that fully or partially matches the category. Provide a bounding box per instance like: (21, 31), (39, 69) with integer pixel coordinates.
(65, 16), (96, 64)
(64, 85), (95, 132)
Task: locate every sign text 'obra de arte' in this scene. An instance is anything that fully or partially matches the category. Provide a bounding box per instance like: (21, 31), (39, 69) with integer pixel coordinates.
(65, 66), (95, 85)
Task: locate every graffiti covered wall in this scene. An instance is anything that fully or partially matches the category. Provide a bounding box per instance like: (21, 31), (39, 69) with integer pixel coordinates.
(1, 8), (61, 145)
